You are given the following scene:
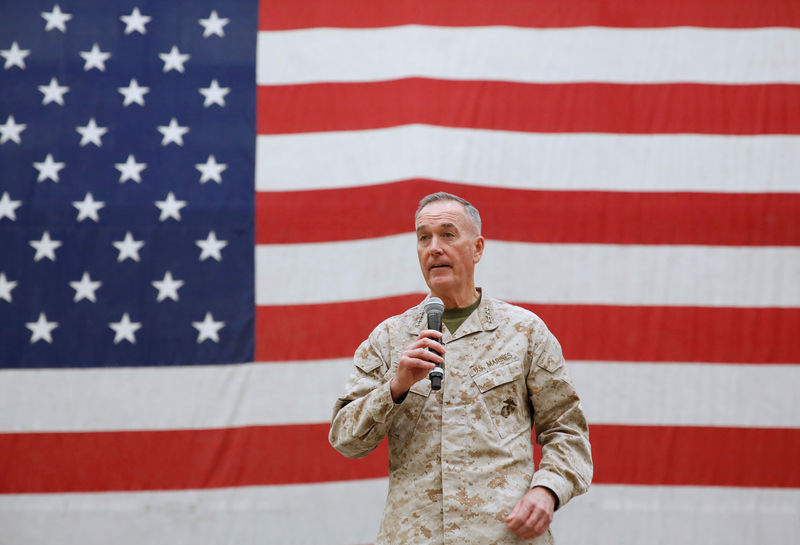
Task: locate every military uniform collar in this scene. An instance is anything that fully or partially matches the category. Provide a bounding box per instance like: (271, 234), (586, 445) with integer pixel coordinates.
(409, 288), (499, 341)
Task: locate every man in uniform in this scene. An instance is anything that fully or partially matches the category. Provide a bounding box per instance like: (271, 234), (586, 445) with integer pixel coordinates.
(329, 192), (592, 544)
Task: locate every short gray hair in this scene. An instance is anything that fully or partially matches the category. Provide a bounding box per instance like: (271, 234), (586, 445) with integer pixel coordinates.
(415, 192), (482, 235)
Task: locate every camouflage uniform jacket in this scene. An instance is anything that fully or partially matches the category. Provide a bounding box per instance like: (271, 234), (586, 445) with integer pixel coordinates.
(329, 291), (592, 545)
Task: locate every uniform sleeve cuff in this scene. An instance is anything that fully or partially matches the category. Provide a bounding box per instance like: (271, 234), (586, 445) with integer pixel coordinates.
(371, 380), (399, 424)
(530, 473), (567, 510)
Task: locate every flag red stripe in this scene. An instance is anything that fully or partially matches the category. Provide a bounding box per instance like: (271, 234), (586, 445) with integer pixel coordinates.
(259, 0), (800, 30)
(1, 425), (797, 493)
(257, 81), (800, 136)
(255, 299), (800, 364)
(256, 183), (800, 246)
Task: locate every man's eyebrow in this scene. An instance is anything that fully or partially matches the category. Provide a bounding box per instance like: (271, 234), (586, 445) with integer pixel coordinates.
(416, 222), (458, 231)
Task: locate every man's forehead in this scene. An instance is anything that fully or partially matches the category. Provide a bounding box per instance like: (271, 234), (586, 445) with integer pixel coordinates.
(415, 201), (469, 228)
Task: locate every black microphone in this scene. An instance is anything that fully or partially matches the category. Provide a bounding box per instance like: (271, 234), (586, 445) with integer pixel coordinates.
(424, 297), (445, 390)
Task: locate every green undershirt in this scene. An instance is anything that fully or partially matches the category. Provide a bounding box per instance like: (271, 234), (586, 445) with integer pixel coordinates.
(442, 294), (481, 334)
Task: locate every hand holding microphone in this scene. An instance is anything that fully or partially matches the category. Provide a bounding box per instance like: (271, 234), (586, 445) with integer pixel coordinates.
(389, 297), (446, 402)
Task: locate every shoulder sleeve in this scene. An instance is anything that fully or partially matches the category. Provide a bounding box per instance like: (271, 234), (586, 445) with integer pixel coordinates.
(527, 320), (593, 509)
(328, 322), (401, 459)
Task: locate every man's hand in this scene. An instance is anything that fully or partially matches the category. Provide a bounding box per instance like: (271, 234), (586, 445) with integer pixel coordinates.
(505, 487), (556, 540)
(390, 329), (444, 402)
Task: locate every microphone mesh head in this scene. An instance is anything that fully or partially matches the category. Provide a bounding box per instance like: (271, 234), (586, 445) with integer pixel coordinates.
(425, 297), (445, 314)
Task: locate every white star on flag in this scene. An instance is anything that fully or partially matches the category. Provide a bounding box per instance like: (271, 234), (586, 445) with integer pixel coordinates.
(30, 231), (62, 262)
(198, 11), (230, 38)
(41, 4), (72, 32)
(196, 155), (228, 183)
(0, 115), (26, 144)
(69, 272), (102, 303)
(0, 272), (18, 303)
(192, 312), (225, 343)
(196, 231), (228, 262)
(76, 118), (108, 147)
(120, 7), (151, 35)
(32, 153), (66, 182)
(109, 313), (142, 344)
(112, 232), (144, 262)
(118, 78), (150, 107)
(199, 79), (230, 107)
(157, 118), (189, 146)
(79, 43), (111, 71)
(115, 154), (147, 183)
(152, 271), (185, 302)
(158, 45), (190, 73)
(26, 312), (59, 344)
(38, 77), (69, 106)
(0, 191), (22, 221)
(72, 192), (105, 222)
(154, 192), (187, 222)
(1, 41), (30, 70)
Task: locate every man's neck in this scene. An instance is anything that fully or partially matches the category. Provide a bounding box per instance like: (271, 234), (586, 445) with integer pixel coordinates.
(434, 287), (480, 310)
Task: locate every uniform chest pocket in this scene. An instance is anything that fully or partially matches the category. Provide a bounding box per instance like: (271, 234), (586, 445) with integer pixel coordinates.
(470, 359), (530, 439)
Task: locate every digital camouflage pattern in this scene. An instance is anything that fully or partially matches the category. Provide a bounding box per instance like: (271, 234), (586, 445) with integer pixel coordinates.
(330, 291), (592, 545)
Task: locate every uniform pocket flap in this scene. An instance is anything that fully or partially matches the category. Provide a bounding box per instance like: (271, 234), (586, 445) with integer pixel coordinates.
(355, 358), (382, 374)
(409, 379), (432, 397)
(472, 359), (523, 393)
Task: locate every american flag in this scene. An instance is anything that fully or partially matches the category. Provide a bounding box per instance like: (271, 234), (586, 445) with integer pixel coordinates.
(1, 1), (799, 544)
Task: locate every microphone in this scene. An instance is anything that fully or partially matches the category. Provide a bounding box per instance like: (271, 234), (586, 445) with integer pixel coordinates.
(424, 297), (445, 390)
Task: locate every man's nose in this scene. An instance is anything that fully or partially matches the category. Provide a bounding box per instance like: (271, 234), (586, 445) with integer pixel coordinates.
(429, 236), (444, 254)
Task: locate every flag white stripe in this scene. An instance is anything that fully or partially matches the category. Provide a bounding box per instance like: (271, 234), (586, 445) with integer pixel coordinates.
(551, 485), (800, 545)
(256, 128), (800, 193)
(257, 27), (800, 85)
(0, 479), (388, 545)
(2, 362), (797, 432)
(1, 482), (798, 545)
(255, 235), (800, 307)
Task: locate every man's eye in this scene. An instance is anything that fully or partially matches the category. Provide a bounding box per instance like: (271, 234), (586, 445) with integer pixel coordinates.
(418, 235), (429, 242)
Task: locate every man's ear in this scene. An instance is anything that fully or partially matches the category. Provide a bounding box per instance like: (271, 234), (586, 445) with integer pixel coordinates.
(473, 235), (485, 264)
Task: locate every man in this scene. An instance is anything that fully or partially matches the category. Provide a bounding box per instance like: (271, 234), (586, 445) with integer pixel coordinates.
(329, 192), (592, 544)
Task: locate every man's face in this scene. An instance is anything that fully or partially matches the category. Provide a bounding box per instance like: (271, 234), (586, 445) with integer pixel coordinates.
(415, 200), (484, 299)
